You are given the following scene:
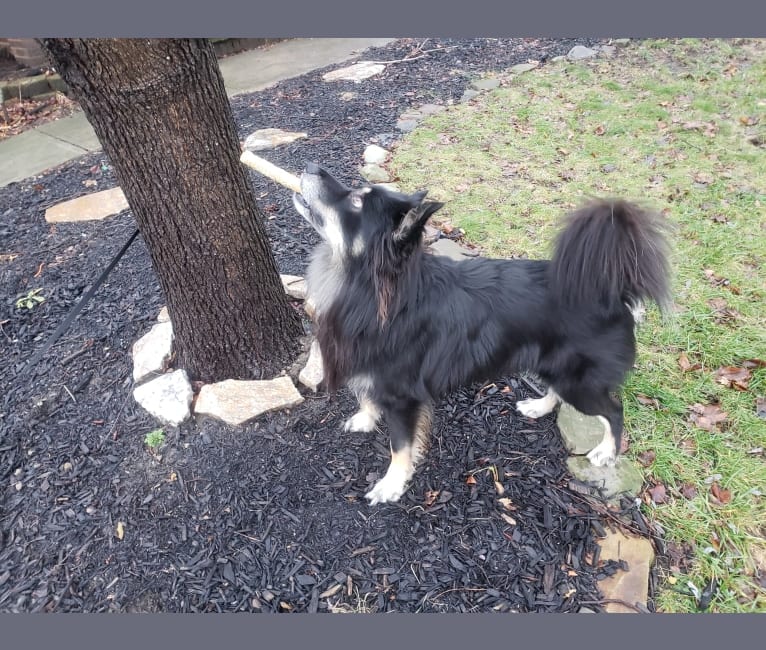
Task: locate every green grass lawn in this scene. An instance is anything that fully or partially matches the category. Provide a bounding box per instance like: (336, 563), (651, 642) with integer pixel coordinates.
(390, 38), (766, 613)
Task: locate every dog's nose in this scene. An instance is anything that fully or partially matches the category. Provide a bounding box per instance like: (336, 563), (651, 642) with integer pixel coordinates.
(305, 162), (322, 175)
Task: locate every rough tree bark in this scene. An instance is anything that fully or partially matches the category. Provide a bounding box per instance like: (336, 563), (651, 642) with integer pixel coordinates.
(40, 38), (303, 382)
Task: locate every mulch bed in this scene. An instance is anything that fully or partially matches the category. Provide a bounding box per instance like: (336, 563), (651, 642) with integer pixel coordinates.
(1, 38), (659, 613)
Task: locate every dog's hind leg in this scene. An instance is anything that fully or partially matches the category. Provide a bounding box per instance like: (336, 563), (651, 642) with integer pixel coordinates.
(556, 385), (623, 467)
(344, 396), (381, 433)
(516, 387), (560, 419)
(365, 400), (433, 505)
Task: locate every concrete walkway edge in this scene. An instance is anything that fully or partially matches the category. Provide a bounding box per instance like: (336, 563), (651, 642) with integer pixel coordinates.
(0, 38), (395, 188)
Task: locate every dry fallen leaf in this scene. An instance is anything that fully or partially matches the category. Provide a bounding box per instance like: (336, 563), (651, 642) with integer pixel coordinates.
(465, 475), (477, 486)
(757, 397), (766, 420)
(689, 403), (728, 432)
(678, 352), (702, 372)
(743, 359), (766, 369)
(648, 483), (668, 504)
(494, 481), (505, 496)
(715, 365), (752, 391)
(635, 393), (660, 410)
(500, 513), (517, 526)
(115, 521), (125, 540)
(680, 483), (698, 500)
(424, 490), (440, 507)
(707, 298), (741, 325)
(637, 450), (656, 467)
(710, 482), (732, 506)
(694, 171), (715, 185)
(498, 497), (516, 511)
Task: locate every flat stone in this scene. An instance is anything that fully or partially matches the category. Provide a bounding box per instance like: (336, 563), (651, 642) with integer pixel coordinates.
(395, 119), (419, 133)
(194, 376), (304, 426)
(133, 370), (193, 427)
(612, 38), (631, 47)
(339, 91), (358, 101)
(243, 128), (307, 152)
(374, 182), (400, 192)
(373, 133), (397, 148)
(157, 306), (170, 323)
(363, 144), (388, 165)
(429, 238), (475, 262)
(423, 224), (440, 245)
(567, 45), (599, 61)
(509, 62), (539, 74)
(418, 104), (446, 116)
(322, 61), (385, 83)
(597, 530), (655, 613)
(597, 45), (617, 57)
(132, 321), (174, 384)
(359, 164), (390, 183)
(280, 274), (307, 300)
(399, 110), (423, 122)
(470, 78), (501, 91)
(45, 187), (129, 223)
(304, 297), (317, 320)
(460, 89), (480, 103)
(298, 340), (324, 392)
(557, 403), (603, 454)
(566, 456), (644, 503)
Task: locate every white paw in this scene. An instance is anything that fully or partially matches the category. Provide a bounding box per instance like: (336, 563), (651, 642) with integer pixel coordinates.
(365, 473), (408, 505)
(344, 411), (377, 433)
(516, 398), (550, 419)
(586, 442), (617, 467)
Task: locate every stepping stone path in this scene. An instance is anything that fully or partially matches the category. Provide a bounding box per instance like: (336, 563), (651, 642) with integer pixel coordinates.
(133, 369), (193, 427)
(363, 144), (388, 165)
(195, 377), (304, 426)
(280, 274), (307, 300)
(322, 61), (385, 83)
(298, 339), (324, 391)
(429, 238), (477, 261)
(131, 321), (173, 383)
(243, 128), (307, 152)
(566, 456), (644, 503)
(567, 45), (599, 61)
(359, 164), (390, 183)
(597, 530), (654, 612)
(45, 187), (129, 223)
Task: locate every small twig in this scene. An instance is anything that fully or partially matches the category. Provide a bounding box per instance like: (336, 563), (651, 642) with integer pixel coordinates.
(60, 343), (91, 366)
(578, 598), (647, 613)
(62, 384), (76, 404)
(0, 319), (11, 342)
(520, 376), (546, 397)
(366, 45), (458, 66)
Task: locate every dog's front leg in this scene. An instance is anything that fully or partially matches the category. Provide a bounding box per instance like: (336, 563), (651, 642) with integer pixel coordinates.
(365, 400), (432, 505)
(344, 396), (381, 433)
(516, 386), (560, 419)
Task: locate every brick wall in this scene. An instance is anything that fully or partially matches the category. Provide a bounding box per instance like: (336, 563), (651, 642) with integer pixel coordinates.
(2, 38), (48, 68)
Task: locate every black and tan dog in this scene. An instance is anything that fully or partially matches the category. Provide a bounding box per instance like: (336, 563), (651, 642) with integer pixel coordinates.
(293, 162), (670, 505)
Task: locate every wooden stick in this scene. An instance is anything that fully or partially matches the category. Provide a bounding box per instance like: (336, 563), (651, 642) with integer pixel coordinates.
(240, 150), (302, 193)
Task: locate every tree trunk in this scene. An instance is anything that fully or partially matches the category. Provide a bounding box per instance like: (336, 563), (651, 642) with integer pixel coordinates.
(40, 39), (303, 382)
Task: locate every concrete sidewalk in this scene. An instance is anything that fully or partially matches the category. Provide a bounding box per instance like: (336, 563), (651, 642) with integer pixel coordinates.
(0, 38), (394, 188)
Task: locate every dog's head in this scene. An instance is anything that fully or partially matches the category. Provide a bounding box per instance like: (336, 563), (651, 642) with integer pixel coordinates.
(292, 162), (443, 260)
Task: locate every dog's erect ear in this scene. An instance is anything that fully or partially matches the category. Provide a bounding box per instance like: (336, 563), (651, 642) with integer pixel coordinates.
(393, 193), (444, 247)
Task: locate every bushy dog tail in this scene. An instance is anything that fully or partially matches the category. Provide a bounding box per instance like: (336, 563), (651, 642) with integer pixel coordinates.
(550, 199), (671, 313)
